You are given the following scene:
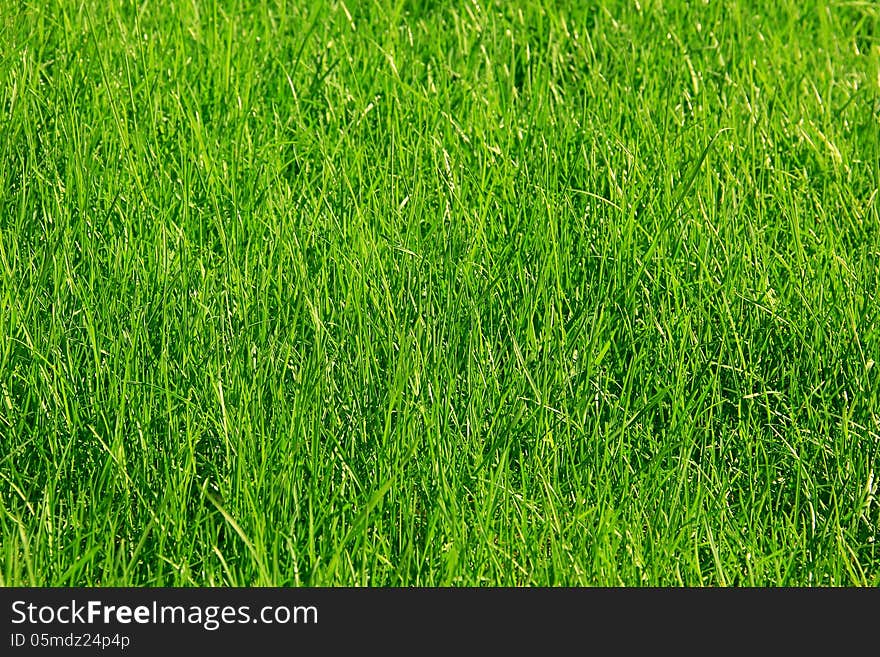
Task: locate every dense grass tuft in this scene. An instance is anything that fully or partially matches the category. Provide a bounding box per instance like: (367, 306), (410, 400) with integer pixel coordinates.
(1, 0), (878, 585)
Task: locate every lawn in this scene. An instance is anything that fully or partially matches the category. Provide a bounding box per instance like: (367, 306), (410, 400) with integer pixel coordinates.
(1, 0), (878, 585)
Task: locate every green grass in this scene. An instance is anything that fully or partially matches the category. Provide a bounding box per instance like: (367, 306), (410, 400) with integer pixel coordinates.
(1, 0), (878, 586)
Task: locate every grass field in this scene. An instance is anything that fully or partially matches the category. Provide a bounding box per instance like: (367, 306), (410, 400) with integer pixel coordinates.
(1, 0), (878, 586)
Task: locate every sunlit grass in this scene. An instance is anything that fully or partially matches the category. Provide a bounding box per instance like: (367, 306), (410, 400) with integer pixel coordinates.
(0, 0), (878, 585)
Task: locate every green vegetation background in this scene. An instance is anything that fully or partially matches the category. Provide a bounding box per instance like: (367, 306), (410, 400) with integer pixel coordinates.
(1, 0), (878, 585)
